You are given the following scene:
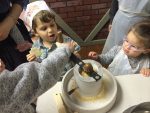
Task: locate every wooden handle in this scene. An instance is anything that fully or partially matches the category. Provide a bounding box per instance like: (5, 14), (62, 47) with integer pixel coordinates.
(54, 93), (67, 113)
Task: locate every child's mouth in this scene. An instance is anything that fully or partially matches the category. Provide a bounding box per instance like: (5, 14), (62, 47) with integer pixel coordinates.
(48, 34), (56, 40)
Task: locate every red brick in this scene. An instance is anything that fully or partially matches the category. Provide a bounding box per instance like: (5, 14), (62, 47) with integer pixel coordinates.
(83, 0), (99, 5)
(57, 0), (67, 1)
(50, 2), (66, 8)
(67, 0), (82, 6)
(75, 25), (93, 31)
(58, 7), (75, 13)
(75, 26), (84, 31)
(77, 31), (87, 36)
(45, 0), (57, 2)
(76, 16), (90, 21)
(92, 3), (107, 9)
(68, 11), (83, 18)
(96, 33), (108, 39)
(100, 0), (112, 3)
(91, 15), (101, 19)
(84, 28), (94, 34)
(69, 21), (84, 27)
(75, 5), (91, 11)
(84, 30), (91, 34)
(84, 19), (99, 25)
(65, 17), (76, 23)
(52, 8), (59, 13)
(83, 10), (99, 16)
(99, 8), (109, 14)
(58, 13), (68, 19)
(107, 2), (112, 7)
(45, 0), (111, 41)
(84, 25), (94, 30)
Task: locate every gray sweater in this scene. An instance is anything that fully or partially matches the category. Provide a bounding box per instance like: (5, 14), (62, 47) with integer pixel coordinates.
(0, 46), (71, 113)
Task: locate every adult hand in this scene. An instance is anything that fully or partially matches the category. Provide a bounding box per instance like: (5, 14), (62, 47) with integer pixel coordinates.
(108, 24), (112, 32)
(16, 41), (32, 52)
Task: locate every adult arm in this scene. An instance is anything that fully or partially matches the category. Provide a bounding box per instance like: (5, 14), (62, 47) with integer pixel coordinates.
(0, 2), (23, 41)
(0, 46), (71, 113)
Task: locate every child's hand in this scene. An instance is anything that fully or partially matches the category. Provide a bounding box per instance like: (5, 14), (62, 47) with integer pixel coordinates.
(88, 51), (98, 60)
(26, 53), (36, 62)
(140, 68), (150, 77)
(108, 24), (112, 32)
(0, 59), (5, 72)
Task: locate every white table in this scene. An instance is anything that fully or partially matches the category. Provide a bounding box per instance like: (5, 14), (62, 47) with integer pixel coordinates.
(36, 74), (150, 113)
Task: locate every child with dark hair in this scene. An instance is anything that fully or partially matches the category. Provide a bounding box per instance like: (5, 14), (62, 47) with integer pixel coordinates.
(25, 1), (80, 76)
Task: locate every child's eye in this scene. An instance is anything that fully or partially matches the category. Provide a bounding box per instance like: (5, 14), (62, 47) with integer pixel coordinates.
(50, 24), (55, 27)
(130, 45), (139, 50)
(131, 45), (136, 48)
(41, 27), (47, 31)
(125, 39), (129, 43)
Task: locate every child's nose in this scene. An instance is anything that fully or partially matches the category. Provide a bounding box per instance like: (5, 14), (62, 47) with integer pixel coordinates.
(126, 45), (132, 50)
(48, 28), (52, 32)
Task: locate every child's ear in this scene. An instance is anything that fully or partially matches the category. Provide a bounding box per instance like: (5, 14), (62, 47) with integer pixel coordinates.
(31, 29), (39, 37)
(34, 33), (39, 37)
(34, 31), (39, 37)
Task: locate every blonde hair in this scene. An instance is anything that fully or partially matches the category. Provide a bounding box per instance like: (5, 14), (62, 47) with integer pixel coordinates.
(129, 20), (150, 49)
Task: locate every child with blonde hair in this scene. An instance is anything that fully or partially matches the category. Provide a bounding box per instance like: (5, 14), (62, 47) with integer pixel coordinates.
(89, 20), (150, 76)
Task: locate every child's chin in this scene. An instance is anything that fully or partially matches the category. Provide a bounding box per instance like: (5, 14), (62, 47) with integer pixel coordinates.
(50, 39), (57, 43)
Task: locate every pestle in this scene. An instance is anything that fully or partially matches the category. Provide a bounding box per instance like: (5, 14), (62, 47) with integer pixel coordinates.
(70, 53), (101, 81)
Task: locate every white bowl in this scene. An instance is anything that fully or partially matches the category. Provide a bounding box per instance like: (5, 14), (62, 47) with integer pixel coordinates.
(62, 68), (117, 113)
(74, 59), (103, 97)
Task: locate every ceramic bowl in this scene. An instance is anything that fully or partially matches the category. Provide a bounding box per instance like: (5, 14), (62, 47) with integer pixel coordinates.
(62, 67), (117, 113)
(74, 59), (103, 97)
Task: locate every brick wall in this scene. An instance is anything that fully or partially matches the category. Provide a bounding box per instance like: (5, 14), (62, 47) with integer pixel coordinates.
(45, 0), (111, 41)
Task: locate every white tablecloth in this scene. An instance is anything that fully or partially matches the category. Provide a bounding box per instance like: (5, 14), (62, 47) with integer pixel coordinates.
(36, 74), (150, 113)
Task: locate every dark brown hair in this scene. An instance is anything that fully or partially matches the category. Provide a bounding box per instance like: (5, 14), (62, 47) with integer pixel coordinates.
(128, 20), (150, 49)
(32, 10), (55, 32)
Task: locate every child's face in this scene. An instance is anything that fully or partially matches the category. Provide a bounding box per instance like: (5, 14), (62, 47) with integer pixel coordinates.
(122, 31), (147, 57)
(35, 19), (58, 43)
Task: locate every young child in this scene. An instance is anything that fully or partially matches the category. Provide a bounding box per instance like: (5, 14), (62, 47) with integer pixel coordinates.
(102, 0), (150, 53)
(0, 42), (75, 113)
(25, 1), (80, 75)
(88, 20), (150, 77)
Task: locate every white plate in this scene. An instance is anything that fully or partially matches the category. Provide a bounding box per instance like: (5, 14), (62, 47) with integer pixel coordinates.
(62, 68), (117, 113)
